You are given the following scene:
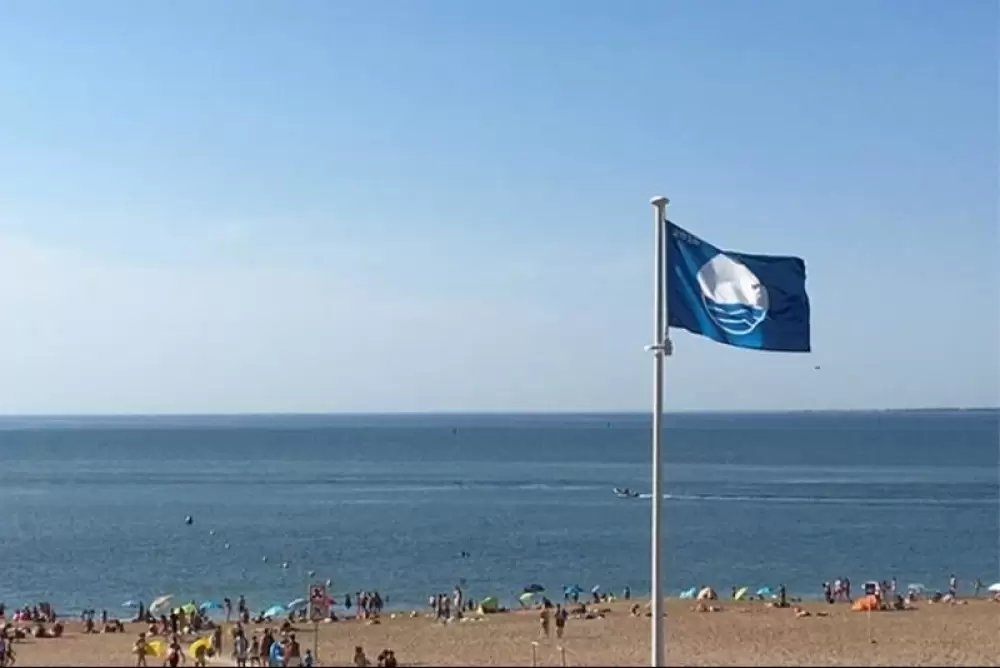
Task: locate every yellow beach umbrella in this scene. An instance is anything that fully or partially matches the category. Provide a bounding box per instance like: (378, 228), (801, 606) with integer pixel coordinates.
(734, 587), (748, 601)
(188, 636), (212, 659)
(180, 602), (198, 615)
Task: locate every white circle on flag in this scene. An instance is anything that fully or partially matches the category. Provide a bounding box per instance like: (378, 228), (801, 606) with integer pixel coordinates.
(696, 254), (769, 335)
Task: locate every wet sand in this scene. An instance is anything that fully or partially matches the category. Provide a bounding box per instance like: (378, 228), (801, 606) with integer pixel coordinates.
(6, 599), (1000, 666)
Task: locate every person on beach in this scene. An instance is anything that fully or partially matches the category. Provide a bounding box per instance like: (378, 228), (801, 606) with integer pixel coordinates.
(285, 633), (301, 668)
(224, 598), (233, 623)
(233, 630), (249, 668)
(538, 607), (551, 638)
(249, 634), (261, 667)
(166, 638), (184, 668)
(554, 605), (567, 639)
(301, 650), (314, 668)
(133, 632), (150, 667)
(353, 646), (369, 668)
(193, 642), (208, 667)
(949, 574), (958, 597)
(0, 631), (11, 668)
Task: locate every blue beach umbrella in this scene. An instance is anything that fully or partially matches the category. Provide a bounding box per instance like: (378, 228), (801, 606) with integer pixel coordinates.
(756, 586), (773, 598)
(263, 605), (286, 619)
(122, 600), (138, 609)
(287, 598), (307, 610)
(562, 585), (583, 596)
(199, 600), (222, 611)
(679, 587), (697, 599)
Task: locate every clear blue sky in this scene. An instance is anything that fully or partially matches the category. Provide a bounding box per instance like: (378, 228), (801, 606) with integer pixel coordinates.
(0, 0), (996, 414)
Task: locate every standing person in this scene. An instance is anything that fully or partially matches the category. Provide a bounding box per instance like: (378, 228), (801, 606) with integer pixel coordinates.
(974, 578), (984, 597)
(224, 599), (233, 624)
(554, 605), (567, 639)
(248, 634), (261, 667)
(233, 630), (249, 668)
(286, 634), (301, 668)
(538, 607), (550, 639)
(133, 632), (149, 667)
(166, 637), (185, 668)
(949, 574), (958, 597)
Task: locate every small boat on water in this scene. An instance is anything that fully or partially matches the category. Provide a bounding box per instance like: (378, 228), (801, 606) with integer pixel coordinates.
(613, 487), (640, 499)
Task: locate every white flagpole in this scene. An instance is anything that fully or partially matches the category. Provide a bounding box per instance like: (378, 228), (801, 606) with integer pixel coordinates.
(648, 195), (670, 667)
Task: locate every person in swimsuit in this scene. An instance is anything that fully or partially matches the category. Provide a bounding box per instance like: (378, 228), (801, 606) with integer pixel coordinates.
(554, 605), (567, 639)
(233, 630), (249, 668)
(538, 607), (550, 638)
(133, 633), (149, 668)
(166, 639), (185, 668)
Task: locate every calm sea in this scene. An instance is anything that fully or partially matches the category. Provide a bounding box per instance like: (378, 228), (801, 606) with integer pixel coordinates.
(0, 410), (996, 615)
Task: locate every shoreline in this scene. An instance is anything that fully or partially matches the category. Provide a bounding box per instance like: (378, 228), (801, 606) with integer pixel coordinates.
(4, 598), (999, 666)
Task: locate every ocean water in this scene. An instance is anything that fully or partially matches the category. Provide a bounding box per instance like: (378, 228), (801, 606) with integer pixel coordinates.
(0, 410), (996, 616)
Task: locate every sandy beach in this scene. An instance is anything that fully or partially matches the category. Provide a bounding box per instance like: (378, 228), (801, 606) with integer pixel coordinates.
(5, 598), (999, 667)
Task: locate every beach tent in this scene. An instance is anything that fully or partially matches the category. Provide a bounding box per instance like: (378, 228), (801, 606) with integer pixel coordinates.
(733, 587), (748, 601)
(478, 596), (499, 613)
(679, 587), (697, 599)
(851, 595), (880, 612)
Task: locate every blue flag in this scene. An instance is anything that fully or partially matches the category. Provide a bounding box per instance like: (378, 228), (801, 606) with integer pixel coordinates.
(666, 222), (810, 352)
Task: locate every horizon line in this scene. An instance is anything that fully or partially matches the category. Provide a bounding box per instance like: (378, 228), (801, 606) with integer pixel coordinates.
(0, 406), (996, 420)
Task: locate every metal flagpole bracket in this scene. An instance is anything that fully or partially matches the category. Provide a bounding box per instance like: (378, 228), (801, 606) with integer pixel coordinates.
(644, 340), (673, 356)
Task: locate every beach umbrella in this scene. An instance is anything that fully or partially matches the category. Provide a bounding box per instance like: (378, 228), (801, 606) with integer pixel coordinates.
(679, 587), (697, 599)
(734, 587), (748, 601)
(122, 600), (139, 609)
(523, 584), (544, 593)
(199, 600), (222, 611)
(907, 583), (926, 592)
(188, 637), (212, 660)
(519, 592), (535, 605)
(591, 585), (601, 594)
(180, 602), (198, 615)
(562, 584), (583, 596)
(263, 605), (286, 619)
(150, 595), (173, 615)
(756, 586), (773, 598)
(987, 583), (1000, 593)
(287, 598), (307, 610)
(478, 596), (499, 613)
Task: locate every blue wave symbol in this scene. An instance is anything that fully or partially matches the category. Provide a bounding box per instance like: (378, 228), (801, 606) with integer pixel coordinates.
(704, 298), (766, 335)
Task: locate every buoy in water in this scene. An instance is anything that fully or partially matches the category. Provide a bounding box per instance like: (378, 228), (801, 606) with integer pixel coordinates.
(262, 556), (268, 563)
(209, 530), (216, 536)
(281, 562), (290, 569)
(184, 516), (193, 525)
